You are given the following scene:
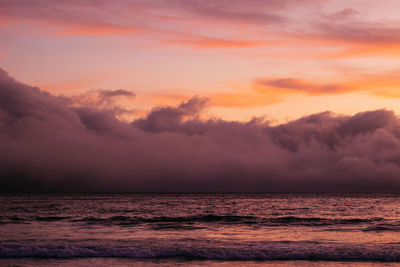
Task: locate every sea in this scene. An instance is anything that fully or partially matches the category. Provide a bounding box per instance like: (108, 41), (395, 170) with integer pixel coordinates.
(1, 193), (400, 266)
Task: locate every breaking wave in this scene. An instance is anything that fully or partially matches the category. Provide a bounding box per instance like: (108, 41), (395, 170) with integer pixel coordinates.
(1, 243), (400, 261)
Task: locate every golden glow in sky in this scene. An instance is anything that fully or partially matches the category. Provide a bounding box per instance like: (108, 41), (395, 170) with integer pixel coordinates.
(2, 0), (400, 122)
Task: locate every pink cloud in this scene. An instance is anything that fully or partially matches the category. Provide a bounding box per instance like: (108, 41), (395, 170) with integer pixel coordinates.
(255, 78), (349, 95)
(2, 67), (400, 192)
(3, 0), (400, 54)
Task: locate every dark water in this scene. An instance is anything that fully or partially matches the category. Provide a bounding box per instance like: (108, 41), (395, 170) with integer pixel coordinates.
(1, 193), (400, 266)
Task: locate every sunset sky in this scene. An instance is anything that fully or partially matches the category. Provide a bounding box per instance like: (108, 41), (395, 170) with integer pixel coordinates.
(4, 1), (400, 192)
(2, 0), (400, 122)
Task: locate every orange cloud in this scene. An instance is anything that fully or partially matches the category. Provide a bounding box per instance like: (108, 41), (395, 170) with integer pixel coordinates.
(55, 25), (140, 36)
(255, 78), (351, 96)
(255, 72), (400, 99)
(136, 71), (400, 110)
(167, 35), (270, 49)
(139, 90), (281, 109)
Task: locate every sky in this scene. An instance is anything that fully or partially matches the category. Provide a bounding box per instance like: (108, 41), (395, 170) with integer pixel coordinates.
(2, 0), (400, 122)
(2, 1), (400, 192)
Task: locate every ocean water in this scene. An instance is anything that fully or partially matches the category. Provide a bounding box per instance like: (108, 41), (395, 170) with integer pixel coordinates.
(1, 193), (400, 266)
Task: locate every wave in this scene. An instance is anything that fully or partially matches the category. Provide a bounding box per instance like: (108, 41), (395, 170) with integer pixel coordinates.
(363, 223), (400, 232)
(1, 243), (400, 261)
(146, 215), (260, 223)
(0, 216), (71, 224)
(71, 215), (384, 227)
(72, 215), (260, 226)
(267, 216), (382, 226)
(0, 215), (388, 228)
(34, 216), (71, 221)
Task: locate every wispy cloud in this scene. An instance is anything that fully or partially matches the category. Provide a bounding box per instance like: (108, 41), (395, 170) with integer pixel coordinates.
(253, 72), (400, 100)
(256, 78), (349, 95)
(3, 0), (400, 54)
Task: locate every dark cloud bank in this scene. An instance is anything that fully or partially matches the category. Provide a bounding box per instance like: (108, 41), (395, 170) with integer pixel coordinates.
(1, 68), (400, 192)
